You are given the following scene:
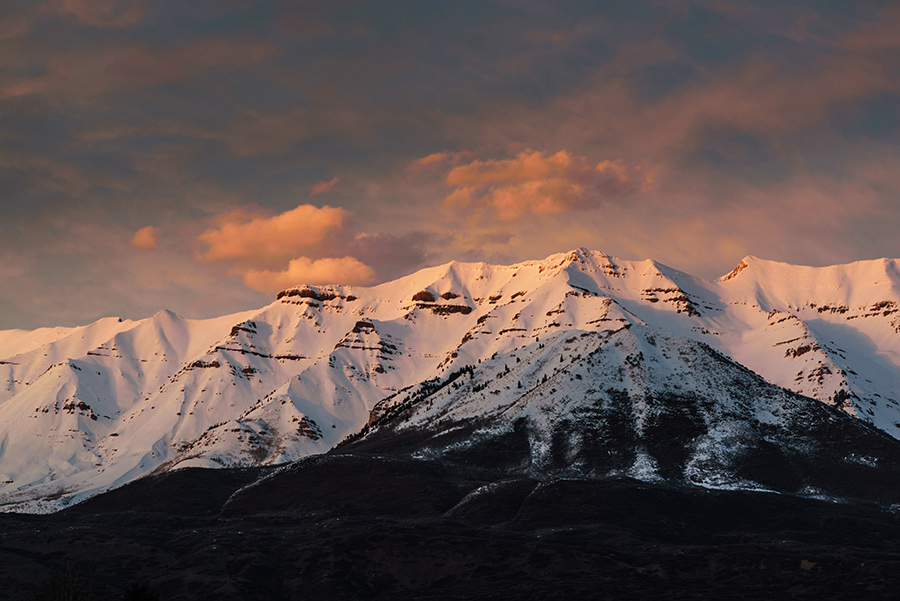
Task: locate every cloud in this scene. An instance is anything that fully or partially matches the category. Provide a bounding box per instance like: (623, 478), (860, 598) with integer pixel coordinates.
(407, 151), (474, 171)
(344, 231), (440, 282)
(840, 6), (900, 53)
(198, 203), (348, 265)
(130, 226), (157, 249)
(0, 14), (30, 42)
(196, 203), (381, 295)
(49, 0), (144, 28)
(310, 177), (340, 195)
(0, 40), (277, 101)
(0, 252), (32, 279)
(109, 40), (278, 87)
(182, 105), (376, 157)
(407, 152), (468, 171)
(443, 150), (649, 219)
(243, 256), (375, 292)
(409, 152), (451, 170)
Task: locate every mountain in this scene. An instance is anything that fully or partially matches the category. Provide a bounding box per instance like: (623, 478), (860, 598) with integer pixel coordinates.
(2, 248), (900, 512)
(346, 323), (900, 503)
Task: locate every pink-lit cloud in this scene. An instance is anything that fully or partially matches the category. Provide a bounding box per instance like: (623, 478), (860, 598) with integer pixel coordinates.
(130, 226), (158, 249)
(198, 203), (348, 265)
(441, 150), (650, 219)
(407, 151), (475, 171)
(409, 152), (452, 169)
(195, 202), (382, 293)
(243, 256), (375, 292)
(310, 177), (340, 195)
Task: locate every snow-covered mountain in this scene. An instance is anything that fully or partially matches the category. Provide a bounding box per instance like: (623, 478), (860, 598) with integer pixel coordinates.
(2, 248), (900, 512)
(346, 323), (900, 504)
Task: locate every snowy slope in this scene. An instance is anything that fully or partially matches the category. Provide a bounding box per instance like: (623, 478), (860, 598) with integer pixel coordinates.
(714, 256), (900, 431)
(348, 323), (900, 500)
(2, 248), (900, 512)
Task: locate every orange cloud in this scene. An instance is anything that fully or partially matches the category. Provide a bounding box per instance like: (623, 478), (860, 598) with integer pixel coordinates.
(409, 152), (452, 170)
(243, 256), (375, 292)
(130, 226), (157, 249)
(443, 150), (648, 219)
(310, 177), (340, 195)
(407, 151), (475, 171)
(446, 150), (576, 188)
(198, 203), (348, 264)
(196, 204), (379, 293)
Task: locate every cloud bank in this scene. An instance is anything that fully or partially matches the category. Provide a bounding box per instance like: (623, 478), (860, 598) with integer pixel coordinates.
(442, 150), (649, 219)
(243, 256), (375, 293)
(198, 204), (348, 265)
(196, 203), (375, 292)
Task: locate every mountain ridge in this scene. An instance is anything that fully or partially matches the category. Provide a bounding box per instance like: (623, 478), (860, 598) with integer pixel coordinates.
(2, 248), (900, 512)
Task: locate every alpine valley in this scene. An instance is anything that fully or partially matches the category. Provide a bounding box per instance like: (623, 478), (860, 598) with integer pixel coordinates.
(4, 249), (900, 599)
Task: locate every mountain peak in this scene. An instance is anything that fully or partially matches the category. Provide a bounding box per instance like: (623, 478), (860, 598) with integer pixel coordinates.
(566, 247), (601, 260)
(719, 256), (755, 281)
(558, 247), (609, 264)
(152, 308), (183, 321)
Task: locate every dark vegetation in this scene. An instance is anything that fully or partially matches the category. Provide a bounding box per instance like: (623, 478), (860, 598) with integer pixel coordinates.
(4, 453), (900, 601)
(29, 567), (159, 600)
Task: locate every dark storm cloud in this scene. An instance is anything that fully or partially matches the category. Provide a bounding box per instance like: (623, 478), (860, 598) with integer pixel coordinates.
(1, 1), (899, 328)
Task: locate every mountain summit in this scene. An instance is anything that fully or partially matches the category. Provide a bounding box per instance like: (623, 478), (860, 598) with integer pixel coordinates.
(2, 249), (900, 512)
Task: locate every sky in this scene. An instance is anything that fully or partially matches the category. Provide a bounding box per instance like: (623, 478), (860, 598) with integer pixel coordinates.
(2, 0), (899, 329)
